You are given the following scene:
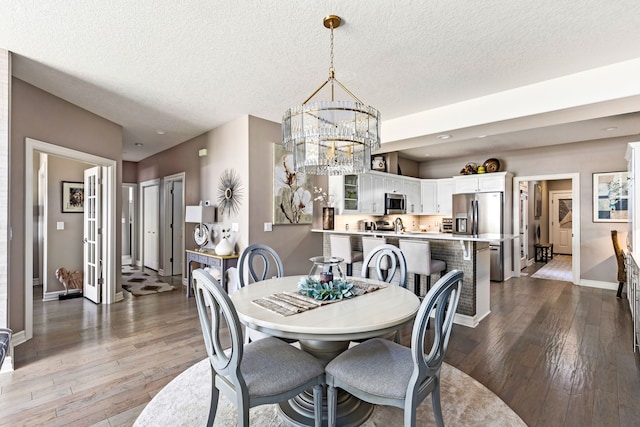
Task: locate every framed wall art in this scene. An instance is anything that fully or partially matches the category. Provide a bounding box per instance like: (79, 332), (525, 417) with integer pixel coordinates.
(273, 144), (313, 225)
(533, 183), (542, 218)
(593, 171), (628, 222)
(61, 181), (84, 213)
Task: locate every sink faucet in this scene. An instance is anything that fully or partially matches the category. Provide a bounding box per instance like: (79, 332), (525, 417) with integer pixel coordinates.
(394, 217), (404, 233)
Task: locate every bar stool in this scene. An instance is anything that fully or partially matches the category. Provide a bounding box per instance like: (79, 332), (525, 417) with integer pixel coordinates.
(330, 235), (363, 276)
(399, 239), (446, 298)
(362, 236), (388, 280)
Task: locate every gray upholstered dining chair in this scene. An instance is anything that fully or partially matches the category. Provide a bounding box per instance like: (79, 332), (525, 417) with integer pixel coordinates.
(360, 243), (407, 287)
(237, 243), (285, 287)
(192, 268), (324, 427)
(325, 269), (463, 427)
(0, 328), (12, 370)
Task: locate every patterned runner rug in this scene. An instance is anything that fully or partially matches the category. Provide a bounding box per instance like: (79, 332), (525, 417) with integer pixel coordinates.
(134, 358), (526, 426)
(121, 266), (177, 296)
(531, 255), (572, 282)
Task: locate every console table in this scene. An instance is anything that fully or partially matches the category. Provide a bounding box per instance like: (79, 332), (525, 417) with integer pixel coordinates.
(185, 250), (238, 297)
(534, 243), (554, 263)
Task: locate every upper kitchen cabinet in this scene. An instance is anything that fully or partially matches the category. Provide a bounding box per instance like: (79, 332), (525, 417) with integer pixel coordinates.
(328, 174), (359, 214)
(384, 174), (404, 194)
(404, 178), (421, 214)
(454, 172), (509, 194)
(420, 180), (438, 214)
(360, 172), (385, 215)
(421, 178), (454, 215)
(437, 178), (454, 215)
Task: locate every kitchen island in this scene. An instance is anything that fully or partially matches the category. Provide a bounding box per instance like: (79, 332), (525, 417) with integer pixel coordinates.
(313, 229), (516, 327)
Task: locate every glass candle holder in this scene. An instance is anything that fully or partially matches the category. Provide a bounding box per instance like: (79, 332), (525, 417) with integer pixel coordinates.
(308, 256), (345, 284)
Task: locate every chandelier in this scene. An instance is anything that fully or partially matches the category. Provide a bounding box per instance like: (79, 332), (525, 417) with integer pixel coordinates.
(282, 15), (381, 175)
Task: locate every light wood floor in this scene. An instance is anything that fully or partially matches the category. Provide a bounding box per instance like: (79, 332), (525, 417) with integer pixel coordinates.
(1, 268), (639, 426)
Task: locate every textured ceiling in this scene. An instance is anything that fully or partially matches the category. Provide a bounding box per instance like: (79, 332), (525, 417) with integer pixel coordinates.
(2, 1), (640, 161)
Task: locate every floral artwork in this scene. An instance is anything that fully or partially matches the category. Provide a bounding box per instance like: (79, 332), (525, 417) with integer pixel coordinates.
(274, 144), (313, 224)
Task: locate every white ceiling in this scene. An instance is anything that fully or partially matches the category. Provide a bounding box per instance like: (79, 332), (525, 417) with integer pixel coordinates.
(2, 1), (640, 162)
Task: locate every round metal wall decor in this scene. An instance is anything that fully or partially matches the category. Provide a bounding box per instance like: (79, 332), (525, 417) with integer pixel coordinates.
(217, 169), (243, 216)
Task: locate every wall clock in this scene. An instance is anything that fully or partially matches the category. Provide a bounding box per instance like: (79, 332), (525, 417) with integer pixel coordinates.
(217, 169), (243, 216)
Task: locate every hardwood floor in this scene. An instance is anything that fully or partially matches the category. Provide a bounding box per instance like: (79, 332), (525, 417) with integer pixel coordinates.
(1, 269), (639, 426)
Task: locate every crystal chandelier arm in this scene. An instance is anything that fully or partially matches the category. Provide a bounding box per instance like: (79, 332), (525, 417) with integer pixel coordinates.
(332, 78), (365, 105)
(302, 78), (331, 104)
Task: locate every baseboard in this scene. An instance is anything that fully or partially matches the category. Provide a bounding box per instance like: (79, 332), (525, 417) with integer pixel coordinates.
(158, 268), (166, 276)
(32, 278), (41, 286)
(527, 258), (535, 266)
(11, 330), (27, 347)
(579, 279), (618, 291)
(43, 290), (82, 301)
(453, 311), (490, 328)
(114, 291), (124, 302)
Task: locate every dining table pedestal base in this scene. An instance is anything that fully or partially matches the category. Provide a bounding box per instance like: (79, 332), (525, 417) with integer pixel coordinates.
(277, 339), (374, 426)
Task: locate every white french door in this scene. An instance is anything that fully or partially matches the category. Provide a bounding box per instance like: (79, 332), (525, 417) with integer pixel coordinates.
(83, 166), (101, 303)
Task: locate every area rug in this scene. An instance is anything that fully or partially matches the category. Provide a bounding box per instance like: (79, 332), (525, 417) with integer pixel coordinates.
(121, 267), (177, 296)
(134, 358), (525, 427)
(531, 254), (572, 282)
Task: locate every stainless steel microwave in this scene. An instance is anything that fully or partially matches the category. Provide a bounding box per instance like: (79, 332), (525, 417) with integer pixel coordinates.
(385, 193), (406, 215)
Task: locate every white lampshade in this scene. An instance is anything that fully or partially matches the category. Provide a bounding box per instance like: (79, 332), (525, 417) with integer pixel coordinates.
(185, 205), (217, 224)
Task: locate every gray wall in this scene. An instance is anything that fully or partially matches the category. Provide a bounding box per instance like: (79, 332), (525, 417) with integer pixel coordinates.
(419, 137), (633, 282)
(45, 155), (91, 293)
(11, 78), (123, 331)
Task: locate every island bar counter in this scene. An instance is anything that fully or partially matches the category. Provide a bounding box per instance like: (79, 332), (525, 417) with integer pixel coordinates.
(313, 229), (515, 327)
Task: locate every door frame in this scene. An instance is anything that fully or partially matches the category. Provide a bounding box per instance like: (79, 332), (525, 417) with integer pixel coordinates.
(519, 182), (529, 269)
(549, 190), (573, 255)
(162, 172), (185, 277)
(24, 137), (118, 340)
(139, 179), (160, 269)
(512, 173), (580, 284)
(122, 183), (138, 266)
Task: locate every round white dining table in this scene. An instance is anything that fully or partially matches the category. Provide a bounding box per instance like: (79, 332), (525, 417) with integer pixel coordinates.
(230, 275), (421, 427)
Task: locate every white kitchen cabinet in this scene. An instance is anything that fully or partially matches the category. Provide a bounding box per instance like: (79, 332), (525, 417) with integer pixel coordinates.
(359, 172), (385, 215)
(404, 179), (421, 214)
(328, 174), (359, 214)
(384, 175), (404, 194)
(453, 172), (508, 193)
(437, 178), (454, 215)
(420, 180), (438, 214)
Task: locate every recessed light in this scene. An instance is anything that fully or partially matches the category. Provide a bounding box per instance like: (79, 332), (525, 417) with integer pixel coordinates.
(156, 130), (167, 135)
(135, 143), (144, 147)
(477, 135), (487, 138)
(437, 134), (452, 140)
(603, 127), (618, 132)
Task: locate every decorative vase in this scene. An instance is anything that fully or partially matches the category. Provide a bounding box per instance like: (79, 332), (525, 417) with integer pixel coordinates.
(322, 207), (335, 230)
(215, 238), (233, 256)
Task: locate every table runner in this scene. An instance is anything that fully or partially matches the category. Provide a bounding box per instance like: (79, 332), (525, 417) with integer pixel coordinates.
(252, 280), (386, 316)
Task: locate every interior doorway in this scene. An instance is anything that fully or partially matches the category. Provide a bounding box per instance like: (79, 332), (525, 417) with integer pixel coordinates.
(163, 173), (185, 277)
(122, 183), (137, 266)
(513, 173), (580, 284)
(550, 191), (573, 255)
(25, 138), (117, 341)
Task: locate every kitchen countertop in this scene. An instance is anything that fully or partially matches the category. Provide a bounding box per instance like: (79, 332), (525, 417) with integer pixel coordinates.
(311, 229), (517, 243)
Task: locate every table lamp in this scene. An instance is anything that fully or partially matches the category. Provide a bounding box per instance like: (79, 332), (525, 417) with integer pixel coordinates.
(185, 205), (217, 251)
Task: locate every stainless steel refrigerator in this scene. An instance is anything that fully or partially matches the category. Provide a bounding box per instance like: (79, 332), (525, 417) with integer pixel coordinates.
(452, 191), (504, 281)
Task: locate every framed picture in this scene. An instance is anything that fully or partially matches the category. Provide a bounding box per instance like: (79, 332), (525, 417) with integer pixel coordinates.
(273, 144), (313, 225)
(61, 181), (84, 213)
(593, 171), (628, 222)
(534, 183), (542, 218)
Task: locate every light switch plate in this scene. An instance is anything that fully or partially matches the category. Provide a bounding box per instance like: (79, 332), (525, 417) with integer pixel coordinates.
(264, 222), (272, 232)
(231, 222), (239, 232)
(57, 221), (64, 230)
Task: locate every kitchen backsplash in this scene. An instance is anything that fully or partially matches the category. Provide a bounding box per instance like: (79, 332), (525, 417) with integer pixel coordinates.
(331, 214), (451, 232)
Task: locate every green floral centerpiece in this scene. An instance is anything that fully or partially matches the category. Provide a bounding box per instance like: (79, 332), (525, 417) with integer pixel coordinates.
(298, 277), (355, 301)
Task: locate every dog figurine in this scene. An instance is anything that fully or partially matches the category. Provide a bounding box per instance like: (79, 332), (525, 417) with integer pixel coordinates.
(55, 267), (83, 294)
